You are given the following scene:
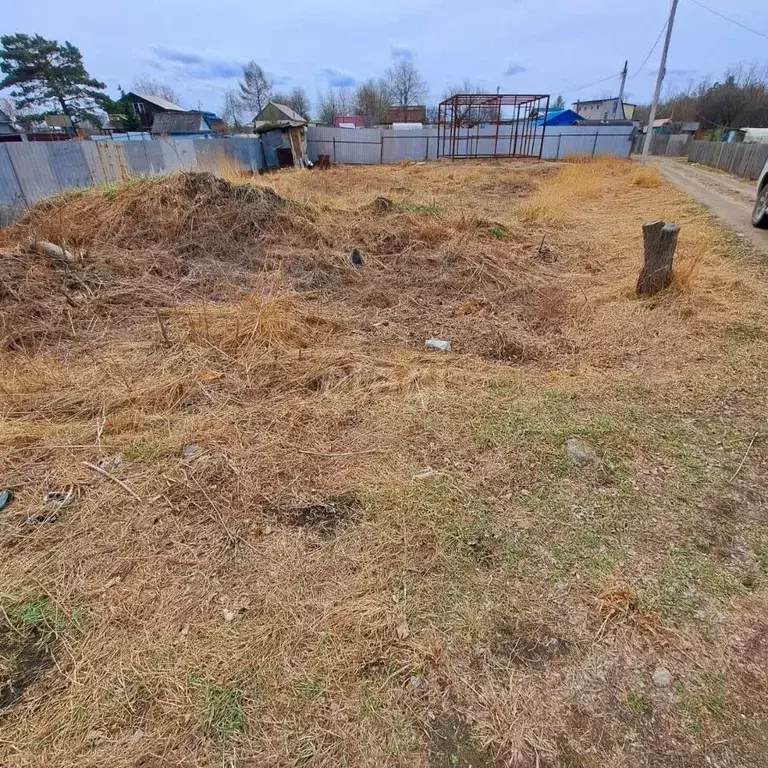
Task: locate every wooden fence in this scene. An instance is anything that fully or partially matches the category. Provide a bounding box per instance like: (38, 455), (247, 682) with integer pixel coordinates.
(687, 141), (768, 180)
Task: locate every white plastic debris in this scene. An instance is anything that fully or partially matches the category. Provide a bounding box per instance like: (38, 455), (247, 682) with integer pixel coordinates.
(425, 338), (451, 352)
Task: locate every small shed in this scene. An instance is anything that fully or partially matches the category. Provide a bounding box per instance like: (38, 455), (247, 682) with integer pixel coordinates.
(252, 102), (309, 168)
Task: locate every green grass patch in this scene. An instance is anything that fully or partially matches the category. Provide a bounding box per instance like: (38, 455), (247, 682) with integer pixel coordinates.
(394, 201), (442, 216)
(641, 546), (746, 623)
(627, 690), (650, 716)
(6, 597), (86, 638)
(190, 675), (246, 738)
(488, 225), (505, 239)
(123, 440), (160, 461)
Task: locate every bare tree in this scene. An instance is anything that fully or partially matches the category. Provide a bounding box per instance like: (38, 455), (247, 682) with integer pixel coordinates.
(271, 86), (311, 120)
(220, 88), (244, 128)
(384, 59), (427, 108)
(441, 80), (497, 125)
(239, 61), (272, 116)
(353, 79), (389, 126)
(316, 87), (353, 124)
(132, 75), (183, 106)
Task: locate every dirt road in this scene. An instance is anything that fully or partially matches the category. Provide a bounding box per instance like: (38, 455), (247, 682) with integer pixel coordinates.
(651, 156), (768, 256)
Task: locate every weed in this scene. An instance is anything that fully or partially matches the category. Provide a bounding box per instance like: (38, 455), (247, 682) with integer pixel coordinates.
(293, 680), (324, 700)
(394, 200), (442, 216)
(123, 440), (159, 461)
(8, 597), (66, 637)
(189, 675), (246, 738)
(488, 225), (505, 239)
(627, 690), (650, 715)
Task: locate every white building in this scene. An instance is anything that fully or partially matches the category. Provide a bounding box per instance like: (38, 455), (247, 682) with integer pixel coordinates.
(573, 98), (636, 121)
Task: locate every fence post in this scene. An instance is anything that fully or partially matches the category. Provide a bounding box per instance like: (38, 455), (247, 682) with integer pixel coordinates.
(333, 137), (336, 164)
(380, 135), (384, 164)
(556, 134), (561, 160)
(425, 136), (429, 162)
(592, 131), (599, 157)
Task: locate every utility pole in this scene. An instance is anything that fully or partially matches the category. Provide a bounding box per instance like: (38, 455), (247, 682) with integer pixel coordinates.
(615, 60), (628, 119)
(642, 0), (680, 158)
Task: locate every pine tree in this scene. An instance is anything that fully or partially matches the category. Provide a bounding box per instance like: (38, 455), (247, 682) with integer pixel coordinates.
(0, 33), (108, 122)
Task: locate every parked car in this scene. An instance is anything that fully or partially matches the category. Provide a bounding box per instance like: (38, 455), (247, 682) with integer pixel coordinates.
(753, 158), (768, 228)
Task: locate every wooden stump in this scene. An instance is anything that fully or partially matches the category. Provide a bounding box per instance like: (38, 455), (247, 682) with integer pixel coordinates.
(636, 220), (680, 296)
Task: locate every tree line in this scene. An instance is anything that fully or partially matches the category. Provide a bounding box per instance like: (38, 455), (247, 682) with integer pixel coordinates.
(0, 32), (443, 131)
(635, 65), (768, 133)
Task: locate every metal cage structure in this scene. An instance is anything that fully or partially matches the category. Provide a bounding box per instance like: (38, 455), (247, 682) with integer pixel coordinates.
(437, 93), (550, 160)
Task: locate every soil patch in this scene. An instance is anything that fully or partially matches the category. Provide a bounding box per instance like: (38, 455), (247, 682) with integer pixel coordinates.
(428, 713), (493, 768)
(267, 494), (362, 535)
(0, 626), (55, 711)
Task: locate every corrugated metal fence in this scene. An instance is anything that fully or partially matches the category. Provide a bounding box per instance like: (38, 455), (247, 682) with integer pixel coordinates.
(0, 137), (266, 225)
(1, 126), (635, 225)
(307, 125), (636, 165)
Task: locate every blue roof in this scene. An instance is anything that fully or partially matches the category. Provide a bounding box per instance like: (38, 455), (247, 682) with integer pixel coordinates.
(536, 108), (583, 126)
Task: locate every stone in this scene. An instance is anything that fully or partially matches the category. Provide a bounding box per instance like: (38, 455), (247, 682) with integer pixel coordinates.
(563, 436), (600, 467)
(425, 338), (451, 352)
(653, 666), (673, 687)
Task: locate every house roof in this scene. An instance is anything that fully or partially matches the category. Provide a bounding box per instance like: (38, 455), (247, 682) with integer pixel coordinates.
(271, 103), (305, 122)
(131, 92), (185, 112)
(536, 108), (583, 126)
(0, 109), (11, 122)
(653, 118), (672, 128)
(151, 112), (208, 134)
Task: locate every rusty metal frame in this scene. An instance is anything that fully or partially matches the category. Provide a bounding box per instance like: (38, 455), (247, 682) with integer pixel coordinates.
(437, 93), (550, 160)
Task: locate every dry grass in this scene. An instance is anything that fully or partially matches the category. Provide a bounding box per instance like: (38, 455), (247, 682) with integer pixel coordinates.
(1, 157), (768, 767)
(630, 164), (663, 188)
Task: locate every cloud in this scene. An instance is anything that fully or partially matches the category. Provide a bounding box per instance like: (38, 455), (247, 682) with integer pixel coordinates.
(150, 46), (243, 80)
(319, 67), (356, 88)
(503, 61), (527, 77)
(390, 44), (414, 61)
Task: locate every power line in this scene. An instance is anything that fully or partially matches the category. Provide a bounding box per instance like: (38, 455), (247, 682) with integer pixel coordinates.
(687, 0), (768, 41)
(561, 72), (623, 97)
(629, 19), (668, 78)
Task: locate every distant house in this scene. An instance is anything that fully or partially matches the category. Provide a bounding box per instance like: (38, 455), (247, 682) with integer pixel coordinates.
(680, 121), (700, 134)
(386, 106), (426, 124)
(126, 92), (185, 130)
(252, 101), (309, 169)
(151, 111), (221, 137)
(652, 118), (673, 134)
(573, 98), (637, 121)
(334, 114), (365, 128)
(0, 109), (17, 135)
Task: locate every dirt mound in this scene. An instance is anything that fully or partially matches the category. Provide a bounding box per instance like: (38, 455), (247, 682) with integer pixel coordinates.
(4, 172), (286, 260)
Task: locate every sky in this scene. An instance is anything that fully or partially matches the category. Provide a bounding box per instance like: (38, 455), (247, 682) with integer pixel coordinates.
(3, 0), (767, 117)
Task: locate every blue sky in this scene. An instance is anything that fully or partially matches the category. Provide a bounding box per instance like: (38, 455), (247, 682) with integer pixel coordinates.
(3, 0), (767, 116)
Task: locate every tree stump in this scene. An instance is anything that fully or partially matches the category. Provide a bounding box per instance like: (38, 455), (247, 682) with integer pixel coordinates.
(636, 220), (680, 296)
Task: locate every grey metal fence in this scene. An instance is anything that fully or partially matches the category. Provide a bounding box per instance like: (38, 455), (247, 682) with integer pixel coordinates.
(306, 125), (635, 165)
(0, 137), (266, 225)
(1, 125), (636, 225)
(687, 141), (768, 180)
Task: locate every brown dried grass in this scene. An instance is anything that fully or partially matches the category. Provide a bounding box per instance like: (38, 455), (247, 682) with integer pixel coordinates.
(1, 158), (767, 766)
